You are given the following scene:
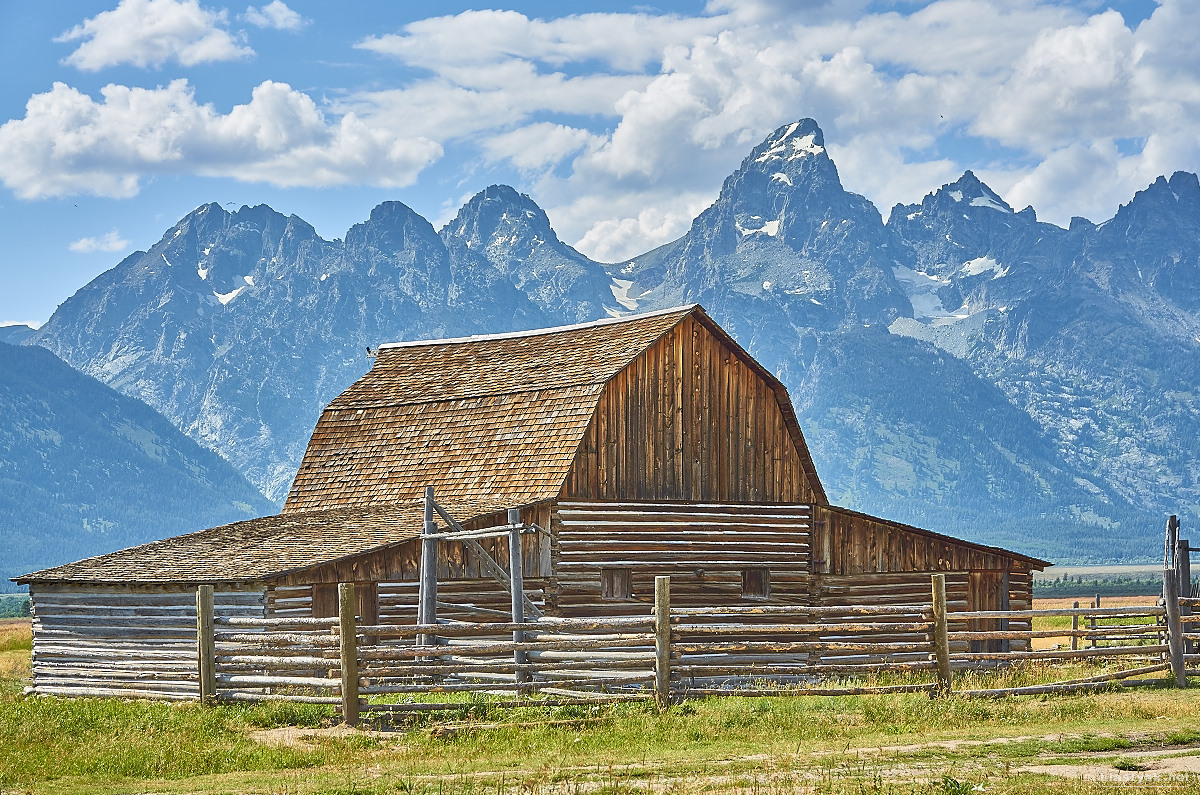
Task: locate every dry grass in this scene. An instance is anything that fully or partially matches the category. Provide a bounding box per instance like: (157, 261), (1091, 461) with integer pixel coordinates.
(0, 619), (31, 679)
(1028, 596), (1161, 651)
(1033, 596), (1161, 610)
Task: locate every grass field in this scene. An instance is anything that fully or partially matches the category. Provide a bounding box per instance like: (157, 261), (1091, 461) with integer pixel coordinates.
(4, 609), (1200, 794)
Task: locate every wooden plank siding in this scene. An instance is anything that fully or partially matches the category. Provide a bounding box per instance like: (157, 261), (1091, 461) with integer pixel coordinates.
(562, 316), (820, 504)
(810, 504), (1038, 651)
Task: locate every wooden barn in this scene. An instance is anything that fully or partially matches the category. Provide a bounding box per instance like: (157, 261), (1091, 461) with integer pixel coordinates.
(16, 305), (1047, 700)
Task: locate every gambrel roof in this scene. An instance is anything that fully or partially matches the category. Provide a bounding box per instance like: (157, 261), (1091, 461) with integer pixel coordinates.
(283, 305), (826, 512)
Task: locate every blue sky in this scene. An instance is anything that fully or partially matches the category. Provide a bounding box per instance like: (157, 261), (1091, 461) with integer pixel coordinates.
(0, 0), (1191, 327)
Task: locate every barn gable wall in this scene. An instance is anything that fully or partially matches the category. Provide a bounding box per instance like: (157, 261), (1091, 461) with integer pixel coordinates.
(561, 315), (820, 503)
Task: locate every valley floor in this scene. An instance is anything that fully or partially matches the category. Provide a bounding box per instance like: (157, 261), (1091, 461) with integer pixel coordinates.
(5, 612), (1200, 794)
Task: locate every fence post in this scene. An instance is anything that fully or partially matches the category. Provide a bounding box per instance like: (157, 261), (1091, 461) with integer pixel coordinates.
(339, 582), (360, 726)
(931, 574), (952, 695)
(1164, 515), (1187, 687)
(654, 575), (672, 710)
(509, 508), (529, 687)
(196, 584), (216, 704)
(1178, 538), (1193, 656)
(418, 486), (438, 648)
(1071, 601), (1079, 651)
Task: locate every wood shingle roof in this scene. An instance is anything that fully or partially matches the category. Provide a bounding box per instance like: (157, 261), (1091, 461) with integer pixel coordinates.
(16, 498), (507, 584)
(284, 306), (704, 512)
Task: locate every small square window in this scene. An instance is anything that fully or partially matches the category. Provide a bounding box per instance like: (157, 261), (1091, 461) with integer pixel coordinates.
(742, 568), (770, 600)
(601, 568), (633, 600)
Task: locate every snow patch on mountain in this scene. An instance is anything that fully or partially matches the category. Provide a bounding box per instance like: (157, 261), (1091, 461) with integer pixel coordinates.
(610, 277), (642, 311)
(971, 195), (1012, 213)
(755, 132), (823, 163)
(736, 218), (781, 237)
(960, 256), (1008, 278)
(214, 287), (244, 305)
(892, 265), (952, 321)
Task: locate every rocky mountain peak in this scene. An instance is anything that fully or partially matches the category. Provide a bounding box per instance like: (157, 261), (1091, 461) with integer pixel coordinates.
(440, 185), (615, 323)
(715, 118), (853, 248)
(620, 118), (909, 333)
(441, 184), (562, 274)
(347, 201), (439, 253)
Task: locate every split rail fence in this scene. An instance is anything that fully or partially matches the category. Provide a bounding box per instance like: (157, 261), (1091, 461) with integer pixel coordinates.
(195, 568), (1183, 725)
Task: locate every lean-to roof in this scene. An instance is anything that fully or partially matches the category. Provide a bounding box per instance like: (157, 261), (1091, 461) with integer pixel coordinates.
(15, 498), (507, 584)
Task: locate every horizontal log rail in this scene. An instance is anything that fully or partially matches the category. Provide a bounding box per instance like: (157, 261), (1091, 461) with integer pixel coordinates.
(948, 607), (1164, 620)
(72, 572), (1180, 718)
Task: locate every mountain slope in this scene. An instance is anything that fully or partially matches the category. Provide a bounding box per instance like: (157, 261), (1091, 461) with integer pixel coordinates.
(0, 341), (273, 587)
(887, 170), (1200, 534)
(30, 201), (551, 501)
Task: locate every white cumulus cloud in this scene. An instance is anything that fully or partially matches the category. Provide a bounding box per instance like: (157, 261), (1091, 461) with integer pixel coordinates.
(0, 80), (442, 199)
(56, 0), (252, 71)
(12, 0), (1200, 255)
(242, 1), (308, 31)
(480, 123), (603, 172)
(68, 229), (131, 253)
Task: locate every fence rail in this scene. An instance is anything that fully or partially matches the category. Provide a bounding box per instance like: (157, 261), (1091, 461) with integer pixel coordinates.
(192, 572), (1183, 724)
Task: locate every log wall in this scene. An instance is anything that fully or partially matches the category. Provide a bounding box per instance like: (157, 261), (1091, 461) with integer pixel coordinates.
(273, 504), (552, 589)
(29, 583), (267, 700)
(549, 501), (813, 617)
(561, 316), (820, 503)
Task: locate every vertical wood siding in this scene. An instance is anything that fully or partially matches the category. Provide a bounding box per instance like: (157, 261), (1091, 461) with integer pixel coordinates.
(562, 316), (819, 503)
(811, 505), (1028, 574)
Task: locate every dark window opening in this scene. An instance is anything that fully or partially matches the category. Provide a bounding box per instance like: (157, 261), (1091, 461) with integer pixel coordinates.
(742, 568), (770, 600)
(602, 568), (633, 600)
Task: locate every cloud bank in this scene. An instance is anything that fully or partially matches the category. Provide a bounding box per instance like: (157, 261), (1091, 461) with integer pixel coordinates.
(9, 0), (1200, 262)
(0, 80), (441, 199)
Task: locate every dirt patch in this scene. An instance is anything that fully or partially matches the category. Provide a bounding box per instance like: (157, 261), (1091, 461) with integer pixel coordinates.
(1021, 745), (1200, 782)
(249, 725), (401, 748)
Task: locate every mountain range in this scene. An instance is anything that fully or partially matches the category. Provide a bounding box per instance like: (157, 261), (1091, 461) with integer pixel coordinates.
(0, 341), (274, 587)
(21, 118), (1200, 565)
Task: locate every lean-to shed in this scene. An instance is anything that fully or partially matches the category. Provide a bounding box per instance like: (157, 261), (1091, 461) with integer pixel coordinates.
(16, 305), (1047, 699)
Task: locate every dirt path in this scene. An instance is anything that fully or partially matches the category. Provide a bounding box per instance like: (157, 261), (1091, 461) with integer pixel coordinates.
(247, 725), (1200, 791)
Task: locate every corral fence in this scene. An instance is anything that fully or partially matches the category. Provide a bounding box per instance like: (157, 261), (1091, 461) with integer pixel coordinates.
(196, 566), (1184, 725)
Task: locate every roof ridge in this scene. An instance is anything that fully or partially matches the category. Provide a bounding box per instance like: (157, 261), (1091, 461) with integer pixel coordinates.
(377, 304), (698, 350)
(329, 382), (604, 411)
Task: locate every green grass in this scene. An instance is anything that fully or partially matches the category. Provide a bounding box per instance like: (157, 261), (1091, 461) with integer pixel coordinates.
(4, 615), (1200, 794)
(5, 664), (1200, 794)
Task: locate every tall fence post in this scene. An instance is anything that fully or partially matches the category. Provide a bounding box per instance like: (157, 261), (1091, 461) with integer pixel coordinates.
(654, 575), (672, 710)
(1178, 538), (1193, 655)
(1164, 515), (1187, 687)
(339, 582), (360, 726)
(1071, 601), (1080, 651)
(931, 574), (953, 695)
(508, 507), (528, 687)
(196, 584), (216, 704)
(418, 486), (438, 648)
